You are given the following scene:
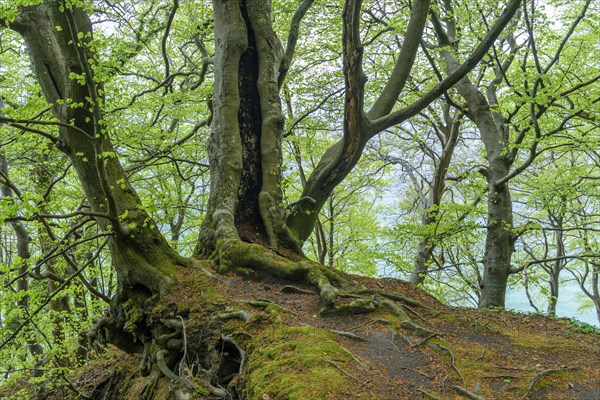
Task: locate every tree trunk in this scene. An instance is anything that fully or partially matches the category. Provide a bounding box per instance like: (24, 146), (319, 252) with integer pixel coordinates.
(195, 0), (300, 258)
(479, 158), (513, 309)
(441, 51), (514, 309)
(410, 106), (460, 284)
(547, 214), (564, 316)
(12, 3), (184, 299)
(0, 154), (46, 397)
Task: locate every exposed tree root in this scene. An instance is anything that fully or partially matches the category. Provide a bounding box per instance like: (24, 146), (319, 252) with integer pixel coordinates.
(410, 333), (439, 348)
(461, 350), (485, 369)
(212, 310), (254, 322)
(519, 367), (579, 400)
(242, 299), (297, 315)
(86, 238), (454, 399)
(352, 288), (433, 310)
(326, 360), (359, 381)
(330, 329), (369, 342)
(212, 239), (439, 344)
(416, 388), (443, 400)
(437, 344), (466, 387)
(453, 385), (487, 400)
(140, 371), (161, 400)
(280, 285), (316, 295)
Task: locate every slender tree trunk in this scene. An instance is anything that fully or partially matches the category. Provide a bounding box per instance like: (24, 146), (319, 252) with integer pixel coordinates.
(0, 154), (45, 397)
(410, 105), (461, 285)
(547, 214), (564, 316)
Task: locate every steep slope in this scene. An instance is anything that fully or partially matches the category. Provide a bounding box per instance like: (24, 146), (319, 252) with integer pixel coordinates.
(7, 266), (600, 400)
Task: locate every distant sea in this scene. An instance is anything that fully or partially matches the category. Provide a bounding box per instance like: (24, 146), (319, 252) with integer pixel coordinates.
(505, 281), (599, 327)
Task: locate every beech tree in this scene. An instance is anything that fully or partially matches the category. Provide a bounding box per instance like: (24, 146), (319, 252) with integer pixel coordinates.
(0, 0), (525, 396)
(425, 0), (597, 308)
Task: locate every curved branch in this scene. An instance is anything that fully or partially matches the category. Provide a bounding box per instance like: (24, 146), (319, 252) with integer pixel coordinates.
(368, 0), (430, 119)
(161, 0), (179, 80)
(369, 0), (522, 135)
(278, 0), (316, 87)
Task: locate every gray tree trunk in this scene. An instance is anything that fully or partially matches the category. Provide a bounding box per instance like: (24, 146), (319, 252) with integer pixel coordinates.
(442, 52), (515, 309)
(410, 105), (461, 284)
(196, 0), (301, 258)
(547, 213), (564, 316)
(11, 3), (186, 297)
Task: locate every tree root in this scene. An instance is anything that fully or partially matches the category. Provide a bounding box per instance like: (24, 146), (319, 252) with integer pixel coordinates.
(215, 240), (345, 310)
(280, 284), (317, 295)
(453, 386), (486, 400)
(321, 298), (378, 316)
(212, 310), (254, 322)
(140, 372), (161, 400)
(410, 333), (439, 348)
(326, 360), (359, 381)
(520, 367), (579, 400)
(242, 299), (297, 315)
(156, 349), (180, 381)
(352, 288), (433, 311)
(461, 350), (485, 369)
(211, 239), (440, 339)
(437, 345), (466, 387)
(330, 329), (369, 342)
(416, 388), (443, 400)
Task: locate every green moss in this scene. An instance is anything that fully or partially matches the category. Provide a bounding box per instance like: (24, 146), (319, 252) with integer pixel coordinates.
(122, 298), (144, 333)
(244, 325), (356, 400)
(219, 240), (308, 280)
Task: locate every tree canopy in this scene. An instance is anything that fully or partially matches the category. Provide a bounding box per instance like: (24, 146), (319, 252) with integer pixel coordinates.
(0, 0), (599, 398)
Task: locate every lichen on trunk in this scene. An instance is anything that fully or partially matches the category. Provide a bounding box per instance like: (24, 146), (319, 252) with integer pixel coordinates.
(196, 0), (300, 258)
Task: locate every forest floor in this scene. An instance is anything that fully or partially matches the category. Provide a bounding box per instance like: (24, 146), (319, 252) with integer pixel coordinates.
(34, 266), (600, 399)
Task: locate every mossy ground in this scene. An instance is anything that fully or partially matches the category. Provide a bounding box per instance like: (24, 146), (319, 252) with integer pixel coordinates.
(6, 268), (599, 399)
(243, 325), (357, 400)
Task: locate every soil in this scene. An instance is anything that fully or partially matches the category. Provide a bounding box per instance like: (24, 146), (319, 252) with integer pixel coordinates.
(34, 267), (600, 399)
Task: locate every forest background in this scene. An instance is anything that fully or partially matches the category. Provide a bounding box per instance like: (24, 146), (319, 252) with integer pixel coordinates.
(0, 0), (599, 397)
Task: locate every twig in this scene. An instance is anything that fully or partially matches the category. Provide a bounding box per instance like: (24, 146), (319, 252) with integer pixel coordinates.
(401, 367), (433, 380)
(439, 345), (466, 387)
(416, 388), (443, 400)
(520, 367), (579, 400)
(326, 360), (358, 381)
(481, 374), (521, 379)
(350, 318), (376, 330)
(452, 385), (486, 400)
(461, 350), (485, 369)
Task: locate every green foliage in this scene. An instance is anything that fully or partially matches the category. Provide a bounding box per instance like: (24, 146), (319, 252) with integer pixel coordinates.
(0, 0), (599, 393)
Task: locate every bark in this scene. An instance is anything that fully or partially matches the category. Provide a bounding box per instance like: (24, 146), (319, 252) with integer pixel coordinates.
(410, 105), (461, 284)
(11, 2), (184, 297)
(441, 52), (514, 309)
(547, 212), (565, 316)
(196, 0), (299, 257)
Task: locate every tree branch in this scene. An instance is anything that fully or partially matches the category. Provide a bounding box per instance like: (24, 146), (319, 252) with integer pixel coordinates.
(367, 0), (430, 119)
(369, 0), (522, 135)
(278, 0), (316, 87)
